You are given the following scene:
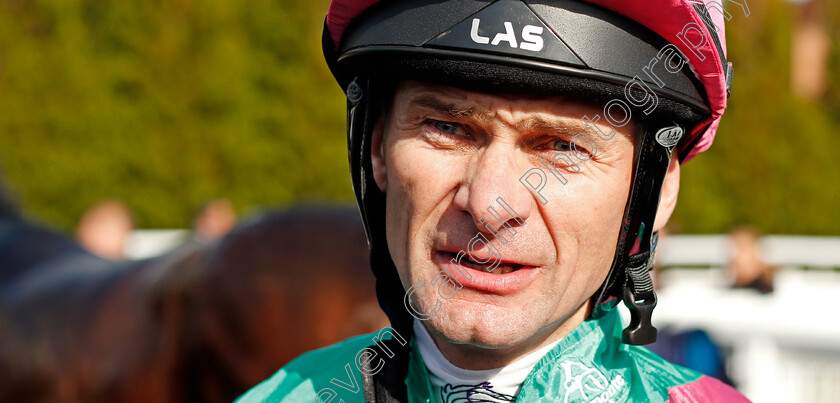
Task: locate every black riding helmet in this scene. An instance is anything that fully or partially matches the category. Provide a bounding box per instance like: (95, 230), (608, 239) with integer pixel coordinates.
(322, 0), (733, 345)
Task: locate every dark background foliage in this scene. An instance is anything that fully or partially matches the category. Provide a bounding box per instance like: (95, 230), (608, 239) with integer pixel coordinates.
(0, 0), (837, 234)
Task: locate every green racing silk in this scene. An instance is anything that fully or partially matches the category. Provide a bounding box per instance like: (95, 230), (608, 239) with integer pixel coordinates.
(236, 308), (745, 402)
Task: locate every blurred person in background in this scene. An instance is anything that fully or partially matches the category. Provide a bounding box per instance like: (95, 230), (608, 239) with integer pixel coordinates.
(726, 226), (775, 294)
(646, 325), (732, 387)
(193, 198), (238, 241)
(75, 199), (134, 260)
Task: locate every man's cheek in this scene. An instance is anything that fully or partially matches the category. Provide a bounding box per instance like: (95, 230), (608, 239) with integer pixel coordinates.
(385, 191), (410, 269)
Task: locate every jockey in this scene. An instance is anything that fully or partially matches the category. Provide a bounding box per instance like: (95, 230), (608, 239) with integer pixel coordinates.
(238, 0), (750, 402)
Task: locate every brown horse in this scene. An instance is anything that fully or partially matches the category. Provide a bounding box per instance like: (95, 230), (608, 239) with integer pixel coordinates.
(0, 202), (386, 402)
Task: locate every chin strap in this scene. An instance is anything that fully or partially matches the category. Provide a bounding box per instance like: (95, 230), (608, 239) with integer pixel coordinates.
(622, 232), (658, 344)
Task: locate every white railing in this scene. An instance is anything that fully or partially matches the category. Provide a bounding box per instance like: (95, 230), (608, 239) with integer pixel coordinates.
(124, 229), (190, 260)
(657, 234), (840, 269)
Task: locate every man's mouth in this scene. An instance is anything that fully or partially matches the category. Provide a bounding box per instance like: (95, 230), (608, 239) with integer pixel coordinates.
(433, 250), (540, 295)
(443, 251), (525, 275)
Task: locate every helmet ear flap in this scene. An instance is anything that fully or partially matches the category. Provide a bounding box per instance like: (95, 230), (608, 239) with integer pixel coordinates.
(591, 121), (683, 345)
(346, 77), (372, 242)
(346, 76), (416, 336)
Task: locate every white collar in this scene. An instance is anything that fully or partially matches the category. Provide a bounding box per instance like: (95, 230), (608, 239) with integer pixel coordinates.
(413, 319), (560, 402)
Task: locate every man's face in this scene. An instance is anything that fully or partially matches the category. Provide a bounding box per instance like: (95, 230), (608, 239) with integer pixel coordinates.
(370, 81), (637, 356)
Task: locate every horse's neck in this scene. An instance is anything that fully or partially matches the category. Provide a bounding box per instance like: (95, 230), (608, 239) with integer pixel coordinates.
(0, 219), (100, 282)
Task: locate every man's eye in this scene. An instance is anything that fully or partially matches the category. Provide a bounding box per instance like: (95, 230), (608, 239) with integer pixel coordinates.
(547, 140), (573, 152)
(433, 121), (459, 135)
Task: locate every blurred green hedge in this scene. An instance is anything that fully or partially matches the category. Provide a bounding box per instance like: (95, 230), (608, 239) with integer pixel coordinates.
(672, 0), (840, 235)
(0, 0), (838, 234)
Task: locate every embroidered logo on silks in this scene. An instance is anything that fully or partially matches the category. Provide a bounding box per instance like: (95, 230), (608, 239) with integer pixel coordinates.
(441, 382), (516, 403)
(559, 360), (627, 403)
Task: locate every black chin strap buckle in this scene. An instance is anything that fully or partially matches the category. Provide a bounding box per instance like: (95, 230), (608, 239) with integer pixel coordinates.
(622, 285), (658, 345)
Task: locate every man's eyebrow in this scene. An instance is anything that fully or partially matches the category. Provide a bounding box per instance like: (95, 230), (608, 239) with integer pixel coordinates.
(404, 93), (622, 140)
(404, 94), (484, 120)
(515, 117), (593, 138)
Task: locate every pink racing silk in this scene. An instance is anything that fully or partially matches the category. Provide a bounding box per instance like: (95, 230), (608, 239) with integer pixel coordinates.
(582, 0), (735, 161)
(326, 0), (380, 49)
(668, 375), (752, 402)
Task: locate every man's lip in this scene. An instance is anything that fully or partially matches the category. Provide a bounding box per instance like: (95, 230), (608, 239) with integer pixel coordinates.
(435, 248), (535, 268)
(432, 251), (541, 295)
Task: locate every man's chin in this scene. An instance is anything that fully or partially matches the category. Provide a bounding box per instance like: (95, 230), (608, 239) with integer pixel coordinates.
(423, 302), (539, 350)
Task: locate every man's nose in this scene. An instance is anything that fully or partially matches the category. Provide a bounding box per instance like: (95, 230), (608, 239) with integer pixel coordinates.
(453, 143), (532, 239)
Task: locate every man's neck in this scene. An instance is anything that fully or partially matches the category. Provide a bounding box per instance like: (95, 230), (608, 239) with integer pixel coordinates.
(424, 300), (592, 370)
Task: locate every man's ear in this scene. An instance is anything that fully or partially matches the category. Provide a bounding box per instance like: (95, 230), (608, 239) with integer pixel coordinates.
(370, 116), (387, 193)
(653, 155), (680, 232)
